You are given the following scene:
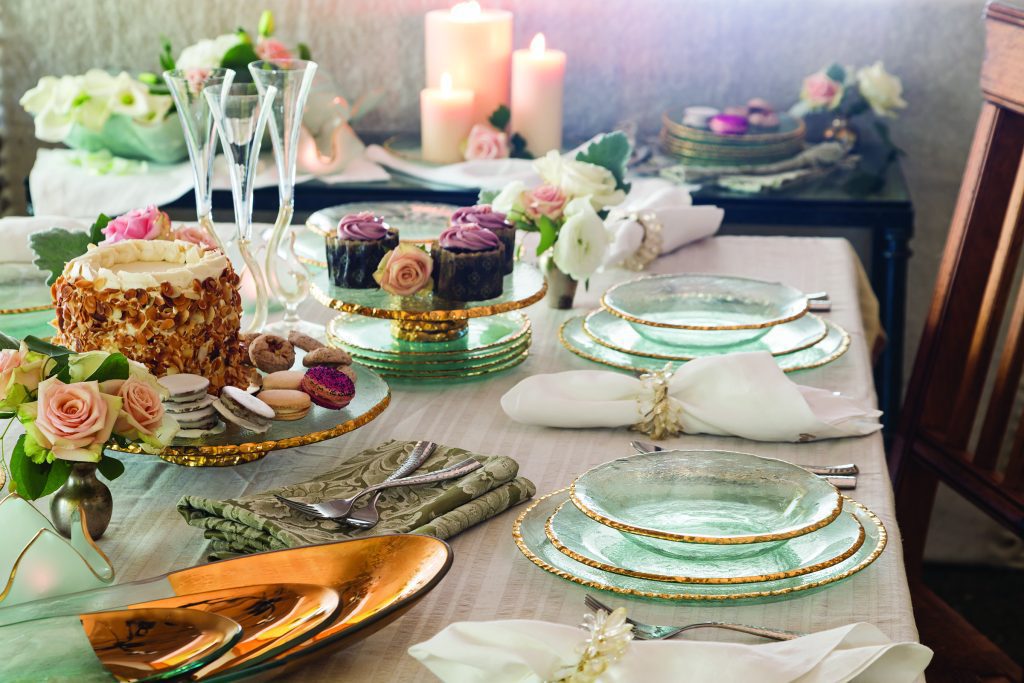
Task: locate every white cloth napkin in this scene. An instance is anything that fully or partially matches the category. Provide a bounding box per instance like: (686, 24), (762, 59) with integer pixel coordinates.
(604, 178), (724, 267)
(365, 144), (537, 190)
(0, 215), (91, 265)
(501, 351), (881, 442)
(409, 619), (932, 683)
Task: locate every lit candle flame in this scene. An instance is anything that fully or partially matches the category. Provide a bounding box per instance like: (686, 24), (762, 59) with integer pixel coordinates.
(530, 33), (546, 55)
(440, 72), (454, 93)
(451, 0), (481, 19)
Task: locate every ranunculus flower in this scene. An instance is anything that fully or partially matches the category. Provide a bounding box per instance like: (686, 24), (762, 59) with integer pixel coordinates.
(374, 243), (433, 296)
(534, 151), (626, 212)
(0, 343), (45, 410)
(173, 225), (218, 250)
(21, 378), (120, 462)
(102, 205), (172, 243)
(113, 375), (165, 436)
(255, 38), (293, 64)
(552, 197), (610, 281)
(177, 34), (241, 70)
(491, 180), (527, 216)
(464, 124), (510, 161)
(856, 62), (907, 117)
(801, 71), (844, 110)
(523, 184), (567, 221)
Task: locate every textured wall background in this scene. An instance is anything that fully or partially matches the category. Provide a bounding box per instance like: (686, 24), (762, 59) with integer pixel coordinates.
(0, 0), (988, 384)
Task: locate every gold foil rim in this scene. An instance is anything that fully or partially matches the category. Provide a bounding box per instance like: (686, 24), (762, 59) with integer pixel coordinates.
(327, 312), (532, 357)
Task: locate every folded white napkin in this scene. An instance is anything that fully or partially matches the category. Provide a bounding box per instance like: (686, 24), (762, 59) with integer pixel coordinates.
(0, 215), (91, 265)
(604, 178), (723, 267)
(501, 351), (881, 442)
(409, 619), (932, 683)
(365, 144), (537, 190)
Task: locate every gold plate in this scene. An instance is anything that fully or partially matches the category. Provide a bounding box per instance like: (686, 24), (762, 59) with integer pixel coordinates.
(107, 364), (391, 467)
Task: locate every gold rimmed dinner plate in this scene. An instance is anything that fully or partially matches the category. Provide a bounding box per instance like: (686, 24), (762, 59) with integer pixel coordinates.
(546, 499), (865, 584)
(130, 584), (340, 678)
(359, 348), (530, 381)
(583, 308), (828, 360)
(346, 334), (531, 369)
(513, 490), (886, 603)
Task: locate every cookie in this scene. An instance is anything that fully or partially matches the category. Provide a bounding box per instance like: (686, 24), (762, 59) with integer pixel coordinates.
(248, 334), (295, 373)
(213, 386), (275, 433)
(302, 347), (352, 368)
(262, 370), (306, 391)
(163, 394), (216, 414)
(300, 365), (356, 410)
(288, 330), (326, 352)
(258, 389), (312, 421)
(159, 374), (211, 403)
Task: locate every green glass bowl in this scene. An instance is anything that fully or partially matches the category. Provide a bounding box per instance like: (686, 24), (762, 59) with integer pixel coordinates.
(601, 274), (808, 348)
(570, 450), (842, 544)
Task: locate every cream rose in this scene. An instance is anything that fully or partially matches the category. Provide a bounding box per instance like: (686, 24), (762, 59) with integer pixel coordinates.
(534, 151), (625, 212)
(856, 62), (907, 117)
(552, 197), (610, 281)
(491, 180), (527, 216)
(374, 244), (433, 296)
(24, 378), (120, 462)
(114, 376), (165, 436)
(177, 34), (241, 70)
(524, 184), (568, 221)
(0, 344), (45, 410)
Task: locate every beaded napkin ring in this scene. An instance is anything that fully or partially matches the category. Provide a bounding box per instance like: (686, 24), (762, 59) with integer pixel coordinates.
(620, 211), (663, 271)
(631, 366), (684, 440)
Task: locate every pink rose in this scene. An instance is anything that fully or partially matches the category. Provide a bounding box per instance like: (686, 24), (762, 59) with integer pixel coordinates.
(0, 344), (44, 408)
(373, 244), (433, 297)
(523, 184), (567, 221)
(113, 376), (165, 436)
(802, 72), (843, 109)
(255, 38), (293, 64)
(28, 377), (119, 462)
(101, 205), (172, 244)
(464, 124), (510, 161)
(173, 225), (218, 250)
(185, 67), (211, 95)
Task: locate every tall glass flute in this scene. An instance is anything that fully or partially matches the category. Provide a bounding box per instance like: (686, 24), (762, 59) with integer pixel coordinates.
(204, 82), (277, 334)
(249, 59), (319, 337)
(162, 68), (235, 250)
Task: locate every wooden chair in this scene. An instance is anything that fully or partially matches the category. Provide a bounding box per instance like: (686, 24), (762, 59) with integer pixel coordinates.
(890, 3), (1024, 681)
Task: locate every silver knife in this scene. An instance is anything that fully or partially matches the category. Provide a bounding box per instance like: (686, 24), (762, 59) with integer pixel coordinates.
(629, 440), (860, 479)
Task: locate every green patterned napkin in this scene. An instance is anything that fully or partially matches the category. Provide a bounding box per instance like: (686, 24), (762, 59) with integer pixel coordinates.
(178, 440), (535, 560)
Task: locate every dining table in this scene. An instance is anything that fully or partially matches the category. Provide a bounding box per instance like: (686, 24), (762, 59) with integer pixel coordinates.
(5, 232), (919, 681)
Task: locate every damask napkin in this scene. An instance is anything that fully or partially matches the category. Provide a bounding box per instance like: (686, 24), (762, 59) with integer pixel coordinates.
(409, 619), (932, 683)
(501, 351), (881, 442)
(177, 440), (535, 560)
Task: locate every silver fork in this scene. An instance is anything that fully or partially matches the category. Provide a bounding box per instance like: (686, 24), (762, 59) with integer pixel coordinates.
(275, 458), (481, 520)
(584, 594), (801, 642)
(344, 441), (438, 529)
(630, 440), (859, 477)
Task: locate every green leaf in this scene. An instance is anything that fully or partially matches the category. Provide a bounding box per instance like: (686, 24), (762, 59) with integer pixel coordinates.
(478, 189), (499, 204)
(535, 215), (558, 256)
(297, 42), (312, 60)
(825, 63), (846, 84)
(97, 454), (125, 482)
(488, 105), (511, 131)
(10, 435), (70, 500)
(24, 336), (71, 358)
(258, 9), (275, 38)
(575, 131), (632, 193)
(88, 214), (111, 245)
(509, 132), (531, 159)
(30, 227), (93, 285)
(0, 331), (19, 350)
(0, 412), (13, 420)
(159, 36), (176, 72)
(85, 353), (129, 383)
(220, 43), (260, 74)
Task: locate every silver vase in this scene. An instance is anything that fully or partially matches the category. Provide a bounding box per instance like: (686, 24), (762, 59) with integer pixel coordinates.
(50, 462), (112, 540)
(542, 256), (578, 309)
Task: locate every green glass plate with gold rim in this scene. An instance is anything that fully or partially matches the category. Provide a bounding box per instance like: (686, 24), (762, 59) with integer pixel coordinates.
(354, 346), (529, 379)
(546, 498), (865, 584)
(559, 315), (850, 375)
(570, 450), (842, 544)
(306, 201), (459, 241)
(513, 489), (886, 603)
(584, 308), (827, 360)
(345, 335), (531, 369)
(327, 311), (531, 361)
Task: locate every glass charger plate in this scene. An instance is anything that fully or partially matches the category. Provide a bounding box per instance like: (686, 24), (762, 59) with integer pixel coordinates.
(0, 273), (54, 314)
(326, 311), (531, 360)
(306, 201), (459, 241)
(346, 334), (531, 369)
(513, 489), (886, 603)
(584, 309), (827, 360)
(310, 262), (546, 321)
(570, 450), (842, 544)
(358, 348), (529, 381)
(547, 498), (864, 584)
(560, 315), (850, 374)
(107, 364), (391, 467)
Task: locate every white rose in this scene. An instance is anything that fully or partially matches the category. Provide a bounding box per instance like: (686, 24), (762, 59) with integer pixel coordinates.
(533, 150), (625, 212)
(856, 62), (906, 117)
(491, 180), (527, 215)
(176, 34), (241, 70)
(552, 197), (610, 281)
(21, 75), (81, 141)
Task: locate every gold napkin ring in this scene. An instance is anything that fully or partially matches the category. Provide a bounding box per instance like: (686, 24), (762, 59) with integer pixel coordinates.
(621, 210), (663, 271)
(631, 365), (684, 440)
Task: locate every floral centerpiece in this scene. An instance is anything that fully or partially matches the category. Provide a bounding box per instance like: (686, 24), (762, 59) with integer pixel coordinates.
(483, 132), (632, 307)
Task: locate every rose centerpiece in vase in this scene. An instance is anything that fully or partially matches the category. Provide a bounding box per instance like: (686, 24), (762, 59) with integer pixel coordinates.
(485, 132), (632, 308)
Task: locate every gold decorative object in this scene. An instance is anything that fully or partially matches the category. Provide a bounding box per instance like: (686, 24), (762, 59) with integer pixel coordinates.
(630, 366), (683, 440)
(620, 211), (663, 271)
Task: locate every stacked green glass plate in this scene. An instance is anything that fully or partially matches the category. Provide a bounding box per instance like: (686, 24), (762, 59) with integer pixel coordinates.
(660, 112), (806, 166)
(0, 269), (57, 340)
(514, 451), (887, 603)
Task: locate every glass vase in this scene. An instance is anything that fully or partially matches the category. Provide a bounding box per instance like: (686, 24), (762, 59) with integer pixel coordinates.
(205, 81), (277, 334)
(163, 68), (235, 251)
(250, 59), (322, 338)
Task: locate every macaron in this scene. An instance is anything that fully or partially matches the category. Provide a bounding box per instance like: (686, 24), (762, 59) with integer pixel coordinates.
(213, 385), (275, 433)
(258, 389), (312, 421)
(262, 370), (306, 391)
(300, 366), (356, 410)
(302, 347), (351, 368)
(159, 374), (210, 403)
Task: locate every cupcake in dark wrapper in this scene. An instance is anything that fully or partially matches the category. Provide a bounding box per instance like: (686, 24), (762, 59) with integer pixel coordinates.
(451, 205), (515, 273)
(325, 212), (399, 288)
(432, 225), (505, 301)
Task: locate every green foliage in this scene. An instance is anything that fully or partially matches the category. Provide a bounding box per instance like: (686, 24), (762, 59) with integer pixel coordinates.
(535, 215), (558, 256)
(10, 435), (70, 500)
(221, 42), (261, 73)
(488, 105), (511, 131)
(297, 42), (312, 60)
(509, 133), (531, 159)
(88, 214), (111, 244)
(825, 63), (847, 84)
(478, 189), (499, 204)
(30, 214), (109, 285)
(24, 335), (73, 382)
(97, 455), (125, 482)
(575, 132), (632, 193)
(159, 37), (176, 72)
(84, 353), (130, 383)
(258, 10), (275, 38)
(0, 332), (18, 351)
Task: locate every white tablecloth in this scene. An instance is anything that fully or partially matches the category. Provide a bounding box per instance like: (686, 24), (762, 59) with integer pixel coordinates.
(5, 235), (918, 682)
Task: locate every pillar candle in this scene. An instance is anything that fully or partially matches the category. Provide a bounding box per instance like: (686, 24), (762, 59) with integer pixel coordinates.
(420, 73), (475, 164)
(511, 33), (566, 156)
(425, 1), (513, 125)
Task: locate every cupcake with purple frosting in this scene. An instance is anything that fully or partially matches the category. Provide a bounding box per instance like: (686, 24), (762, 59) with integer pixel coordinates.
(325, 212), (399, 288)
(451, 205), (515, 273)
(432, 225), (505, 301)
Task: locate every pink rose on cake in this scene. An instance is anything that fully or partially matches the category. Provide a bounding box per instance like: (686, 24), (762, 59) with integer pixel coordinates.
(464, 124), (510, 161)
(374, 243), (433, 296)
(19, 378), (120, 462)
(174, 225), (218, 250)
(102, 205), (172, 243)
